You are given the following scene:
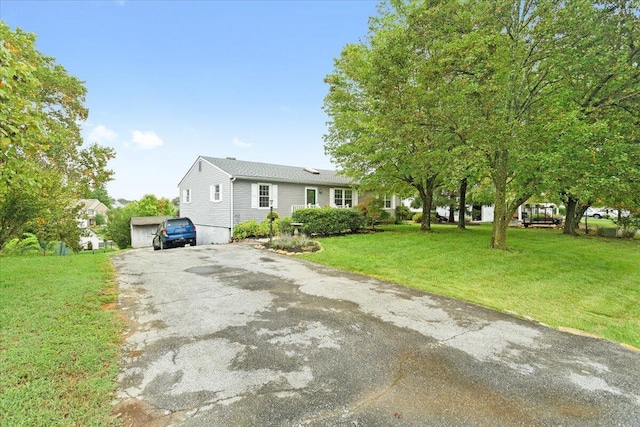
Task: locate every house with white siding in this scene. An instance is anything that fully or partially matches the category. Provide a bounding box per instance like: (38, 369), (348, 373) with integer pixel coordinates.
(178, 157), (365, 244)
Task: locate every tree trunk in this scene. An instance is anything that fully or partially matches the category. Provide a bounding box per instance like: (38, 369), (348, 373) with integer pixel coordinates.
(448, 202), (455, 223)
(458, 177), (467, 230)
(416, 185), (431, 232)
(416, 175), (437, 232)
(491, 186), (509, 249)
(575, 203), (590, 234)
(562, 195), (579, 235)
(490, 151), (509, 250)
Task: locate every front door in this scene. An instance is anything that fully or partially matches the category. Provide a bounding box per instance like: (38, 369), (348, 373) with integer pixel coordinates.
(306, 188), (317, 206)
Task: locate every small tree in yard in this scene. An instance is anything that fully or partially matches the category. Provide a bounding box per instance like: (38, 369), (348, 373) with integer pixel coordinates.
(106, 205), (136, 249)
(95, 213), (106, 226)
(358, 197), (384, 229)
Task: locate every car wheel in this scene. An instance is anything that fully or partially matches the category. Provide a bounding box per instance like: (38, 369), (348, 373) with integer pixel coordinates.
(593, 214), (601, 219)
(191, 239), (197, 247)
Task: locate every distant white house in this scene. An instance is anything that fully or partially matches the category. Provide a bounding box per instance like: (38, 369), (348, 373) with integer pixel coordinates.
(79, 228), (101, 250)
(403, 198), (497, 222)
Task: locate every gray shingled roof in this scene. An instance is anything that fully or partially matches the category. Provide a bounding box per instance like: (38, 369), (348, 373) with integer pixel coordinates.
(130, 216), (172, 226)
(201, 157), (354, 186)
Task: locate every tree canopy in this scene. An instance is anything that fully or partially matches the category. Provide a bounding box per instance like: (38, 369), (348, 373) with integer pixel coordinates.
(106, 195), (176, 249)
(0, 22), (115, 249)
(323, 0), (640, 249)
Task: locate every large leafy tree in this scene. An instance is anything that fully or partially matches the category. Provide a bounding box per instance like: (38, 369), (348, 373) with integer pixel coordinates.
(325, 0), (639, 249)
(438, 0), (571, 249)
(324, 2), (465, 231)
(546, 1), (640, 234)
(0, 22), (115, 248)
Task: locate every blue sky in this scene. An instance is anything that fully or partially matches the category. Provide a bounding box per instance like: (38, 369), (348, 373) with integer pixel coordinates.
(2, 0), (379, 200)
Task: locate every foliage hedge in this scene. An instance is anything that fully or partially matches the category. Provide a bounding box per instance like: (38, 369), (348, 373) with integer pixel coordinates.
(395, 205), (412, 223)
(292, 207), (364, 236)
(412, 212), (442, 223)
(233, 219), (273, 240)
(1, 233), (74, 256)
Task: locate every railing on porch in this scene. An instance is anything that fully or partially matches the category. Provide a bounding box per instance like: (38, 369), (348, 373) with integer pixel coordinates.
(291, 204), (320, 213)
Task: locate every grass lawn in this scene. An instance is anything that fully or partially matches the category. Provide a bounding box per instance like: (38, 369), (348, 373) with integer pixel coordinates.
(0, 252), (122, 426)
(299, 224), (640, 349)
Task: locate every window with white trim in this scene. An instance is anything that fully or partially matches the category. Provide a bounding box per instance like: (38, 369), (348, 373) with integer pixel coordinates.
(251, 183), (278, 209)
(210, 184), (221, 202)
(383, 194), (394, 209)
(333, 188), (353, 207)
(183, 188), (191, 203)
(259, 184), (270, 208)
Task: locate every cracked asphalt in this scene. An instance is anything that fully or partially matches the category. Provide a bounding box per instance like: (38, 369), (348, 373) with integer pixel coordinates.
(112, 242), (640, 426)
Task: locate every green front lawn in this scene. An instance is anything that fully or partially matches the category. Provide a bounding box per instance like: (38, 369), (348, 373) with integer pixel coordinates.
(0, 252), (122, 426)
(300, 224), (640, 349)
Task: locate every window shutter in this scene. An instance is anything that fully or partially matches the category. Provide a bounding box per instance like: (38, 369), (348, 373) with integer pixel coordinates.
(329, 188), (335, 207)
(271, 185), (278, 209)
(209, 185), (214, 202)
(352, 190), (358, 206)
(251, 184), (258, 208)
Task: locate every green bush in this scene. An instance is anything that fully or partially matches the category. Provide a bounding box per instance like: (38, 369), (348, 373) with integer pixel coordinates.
(412, 211), (441, 224)
(94, 213), (106, 226)
(105, 207), (134, 249)
(395, 205), (412, 223)
(233, 219), (278, 240)
(279, 216), (293, 235)
(357, 197), (384, 228)
(379, 210), (392, 223)
(614, 214), (640, 239)
(234, 220), (260, 240)
(292, 207), (364, 236)
(2, 233), (42, 255)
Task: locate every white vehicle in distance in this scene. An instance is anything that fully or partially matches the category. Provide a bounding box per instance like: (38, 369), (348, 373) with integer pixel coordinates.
(584, 207), (629, 219)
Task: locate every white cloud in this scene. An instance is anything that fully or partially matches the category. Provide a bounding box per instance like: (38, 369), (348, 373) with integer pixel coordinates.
(131, 130), (163, 149)
(88, 124), (117, 143)
(232, 137), (253, 148)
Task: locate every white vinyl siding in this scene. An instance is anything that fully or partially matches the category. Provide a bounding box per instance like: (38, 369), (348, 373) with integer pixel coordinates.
(251, 183), (278, 209)
(178, 158), (233, 243)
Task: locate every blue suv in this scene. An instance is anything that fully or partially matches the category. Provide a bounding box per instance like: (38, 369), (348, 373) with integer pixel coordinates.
(153, 217), (196, 250)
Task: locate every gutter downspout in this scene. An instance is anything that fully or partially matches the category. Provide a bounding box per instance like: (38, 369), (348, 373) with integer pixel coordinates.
(229, 177), (236, 242)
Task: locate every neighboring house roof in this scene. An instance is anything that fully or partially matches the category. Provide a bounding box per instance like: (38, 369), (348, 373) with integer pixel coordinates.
(130, 216), (173, 226)
(185, 157), (354, 186)
(79, 199), (108, 212)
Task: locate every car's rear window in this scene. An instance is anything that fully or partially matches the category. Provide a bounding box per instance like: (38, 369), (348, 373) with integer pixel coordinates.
(167, 218), (192, 227)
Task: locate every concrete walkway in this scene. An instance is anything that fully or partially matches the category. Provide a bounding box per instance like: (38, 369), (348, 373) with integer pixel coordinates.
(112, 243), (640, 426)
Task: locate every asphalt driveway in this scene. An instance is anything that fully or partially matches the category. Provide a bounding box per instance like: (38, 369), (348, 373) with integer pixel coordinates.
(112, 242), (640, 426)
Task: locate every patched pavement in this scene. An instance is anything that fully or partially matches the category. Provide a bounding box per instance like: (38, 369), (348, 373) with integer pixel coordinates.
(111, 243), (640, 426)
